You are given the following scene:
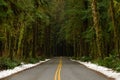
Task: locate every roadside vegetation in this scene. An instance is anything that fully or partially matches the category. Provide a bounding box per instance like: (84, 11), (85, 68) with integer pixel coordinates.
(0, 0), (120, 71)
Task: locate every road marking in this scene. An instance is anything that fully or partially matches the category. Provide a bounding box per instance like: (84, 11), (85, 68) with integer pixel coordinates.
(54, 57), (62, 80)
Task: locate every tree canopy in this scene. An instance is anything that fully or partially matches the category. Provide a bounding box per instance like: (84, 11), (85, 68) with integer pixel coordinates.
(0, 0), (120, 71)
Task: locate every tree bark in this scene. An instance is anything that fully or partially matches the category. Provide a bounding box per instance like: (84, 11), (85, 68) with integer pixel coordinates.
(16, 23), (25, 59)
(91, 0), (103, 58)
(110, 0), (119, 56)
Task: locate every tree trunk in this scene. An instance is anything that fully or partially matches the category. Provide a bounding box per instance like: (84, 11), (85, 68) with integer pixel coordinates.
(91, 0), (103, 59)
(32, 23), (37, 58)
(3, 28), (9, 58)
(16, 23), (25, 59)
(110, 0), (119, 56)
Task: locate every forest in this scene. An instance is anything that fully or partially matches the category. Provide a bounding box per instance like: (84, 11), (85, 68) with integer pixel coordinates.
(0, 0), (120, 71)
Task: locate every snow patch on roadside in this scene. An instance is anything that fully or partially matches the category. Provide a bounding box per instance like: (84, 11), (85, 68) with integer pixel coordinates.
(71, 59), (120, 80)
(0, 59), (50, 79)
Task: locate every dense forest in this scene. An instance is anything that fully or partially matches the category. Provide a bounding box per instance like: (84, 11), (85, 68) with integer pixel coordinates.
(0, 0), (120, 71)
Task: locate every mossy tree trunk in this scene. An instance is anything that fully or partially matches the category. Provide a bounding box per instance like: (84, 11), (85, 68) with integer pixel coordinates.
(110, 0), (119, 56)
(91, 0), (103, 59)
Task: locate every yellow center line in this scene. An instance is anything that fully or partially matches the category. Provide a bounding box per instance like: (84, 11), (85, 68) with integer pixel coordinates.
(54, 57), (62, 80)
(58, 64), (62, 80)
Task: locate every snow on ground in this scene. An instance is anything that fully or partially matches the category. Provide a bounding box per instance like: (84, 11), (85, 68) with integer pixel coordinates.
(0, 59), (50, 79)
(71, 59), (120, 80)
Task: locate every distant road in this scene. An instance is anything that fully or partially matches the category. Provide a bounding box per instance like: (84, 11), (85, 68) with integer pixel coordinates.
(2, 57), (108, 80)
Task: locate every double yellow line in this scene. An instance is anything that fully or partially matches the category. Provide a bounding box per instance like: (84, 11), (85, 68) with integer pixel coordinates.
(54, 57), (62, 80)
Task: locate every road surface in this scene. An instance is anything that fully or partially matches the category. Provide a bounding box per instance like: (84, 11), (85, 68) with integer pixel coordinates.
(2, 57), (108, 80)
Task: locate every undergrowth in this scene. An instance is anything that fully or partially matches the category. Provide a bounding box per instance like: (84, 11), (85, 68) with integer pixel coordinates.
(93, 55), (120, 72)
(72, 55), (120, 72)
(0, 56), (45, 70)
(27, 57), (45, 64)
(0, 58), (21, 70)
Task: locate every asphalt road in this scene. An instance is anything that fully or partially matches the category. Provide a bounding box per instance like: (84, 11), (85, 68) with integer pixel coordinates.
(2, 57), (108, 80)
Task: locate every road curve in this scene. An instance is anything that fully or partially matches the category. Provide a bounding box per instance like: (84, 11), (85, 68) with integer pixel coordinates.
(1, 57), (108, 80)
(61, 57), (107, 80)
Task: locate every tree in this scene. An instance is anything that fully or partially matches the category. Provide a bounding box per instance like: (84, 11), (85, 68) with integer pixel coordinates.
(110, 0), (119, 56)
(91, 0), (103, 59)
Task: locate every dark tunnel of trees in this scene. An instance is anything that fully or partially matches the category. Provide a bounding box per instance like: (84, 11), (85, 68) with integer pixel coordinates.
(0, 0), (120, 71)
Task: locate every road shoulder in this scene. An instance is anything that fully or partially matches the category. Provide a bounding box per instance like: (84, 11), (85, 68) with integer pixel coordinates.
(71, 59), (115, 80)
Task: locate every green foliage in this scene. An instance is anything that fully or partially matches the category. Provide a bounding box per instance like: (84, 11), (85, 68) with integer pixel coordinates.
(72, 57), (78, 60)
(81, 9), (92, 20)
(0, 57), (45, 70)
(93, 55), (120, 72)
(115, 65), (120, 72)
(82, 27), (95, 42)
(0, 0), (120, 73)
(0, 0), (7, 6)
(72, 56), (92, 62)
(27, 58), (39, 64)
(38, 56), (45, 61)
(80, 56), (92, 62)
(0, 0), (8, 18)
(27, 57), (45, 64)
(0, 58), (21, 70)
